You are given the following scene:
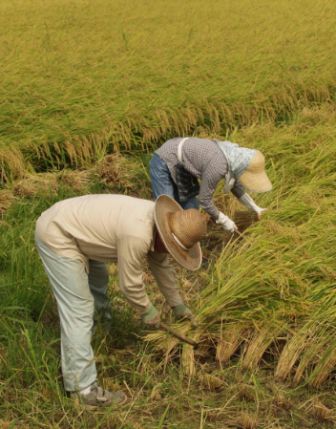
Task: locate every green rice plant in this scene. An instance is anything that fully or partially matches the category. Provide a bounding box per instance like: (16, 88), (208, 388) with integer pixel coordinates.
(2, 0), (336, 178)
(146, 108), (336, 386)
(1, 0), (336, 413)
(1, 115), (336, 426)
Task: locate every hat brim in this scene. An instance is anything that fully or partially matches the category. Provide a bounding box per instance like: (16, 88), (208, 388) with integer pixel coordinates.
(154, 195), (202, 271)
(239, 170), (272, 193)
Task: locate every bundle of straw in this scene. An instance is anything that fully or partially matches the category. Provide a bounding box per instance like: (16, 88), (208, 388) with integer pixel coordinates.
(233, 210), (259, 233)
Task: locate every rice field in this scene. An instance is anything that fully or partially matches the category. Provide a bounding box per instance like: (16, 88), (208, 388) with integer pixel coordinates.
(1, 106), (335, 427)
(1, 0), (336, 178)
(147, 105), (336, 387)
(1, 0), (336, 427)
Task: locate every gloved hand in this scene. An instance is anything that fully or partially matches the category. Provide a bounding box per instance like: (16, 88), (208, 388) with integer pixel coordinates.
(172, 304), (193, 321)
(239, 193), (267, 219)
(142, 303), (160, 327)
(216, 212), (238, 233)
(255, 207), (267, 219)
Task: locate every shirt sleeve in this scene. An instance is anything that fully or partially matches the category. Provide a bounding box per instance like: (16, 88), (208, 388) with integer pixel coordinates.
(117, 236), (151, 313)
(147, 251), (183, 308)
(198, 163), (224, 220)
(231, 179), (245, 199)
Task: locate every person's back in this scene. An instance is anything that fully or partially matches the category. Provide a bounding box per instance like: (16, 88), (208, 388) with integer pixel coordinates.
(36, 194), (155, 263)
(35, 194), (207, 408)
(155, 137), (226, 180)
(150, 136), (272, 233)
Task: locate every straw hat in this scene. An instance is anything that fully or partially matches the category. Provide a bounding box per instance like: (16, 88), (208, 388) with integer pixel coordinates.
(154, 195), (208, 271)
(238, 150), (272, 193)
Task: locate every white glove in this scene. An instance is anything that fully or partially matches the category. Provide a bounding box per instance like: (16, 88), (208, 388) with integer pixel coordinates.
(216, 212), (238, 233)
(255, 207), (267, 219)
(239, 193), (267, 219)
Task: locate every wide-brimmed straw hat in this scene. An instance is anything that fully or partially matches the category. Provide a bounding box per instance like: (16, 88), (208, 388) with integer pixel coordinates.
(238, 150), (272, 193)
(154, 195), (208, 271)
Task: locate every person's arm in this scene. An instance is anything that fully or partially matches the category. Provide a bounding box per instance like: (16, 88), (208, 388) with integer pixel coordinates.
(117, 236), (152, 313)
(232, 179), (266, 218)
(238, 192), (267, 219)
(148, 251), (192, 319)
(198, 169), (221, 220)
(147, 251), (182, 307)
(231, 179), (245, 199)
(199, 166), (238, 233)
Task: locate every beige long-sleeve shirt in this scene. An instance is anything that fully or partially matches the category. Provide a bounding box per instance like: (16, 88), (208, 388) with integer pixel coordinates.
(35, 194), (183, 312)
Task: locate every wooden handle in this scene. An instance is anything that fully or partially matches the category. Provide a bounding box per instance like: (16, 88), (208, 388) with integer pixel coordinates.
(159, 322), (199, 347)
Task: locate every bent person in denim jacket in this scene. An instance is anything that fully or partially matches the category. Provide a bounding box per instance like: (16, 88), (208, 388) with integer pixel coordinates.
(150, 137), (272, 233)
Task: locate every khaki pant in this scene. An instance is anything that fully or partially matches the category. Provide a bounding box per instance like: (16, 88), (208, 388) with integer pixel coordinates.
(35, 238), (108, 392)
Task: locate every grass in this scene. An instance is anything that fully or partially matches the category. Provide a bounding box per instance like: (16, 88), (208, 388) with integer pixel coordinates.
(1, 0), (336, 426)
(147, 105), (336, 386)
(1, 107), (336, 427)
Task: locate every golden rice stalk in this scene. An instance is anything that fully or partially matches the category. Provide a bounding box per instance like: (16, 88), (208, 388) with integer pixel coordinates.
(181, 343), (195, 378)
(89, 134), (110, 161)
(219, 104), (234, 126)
(31, 141), (53, 163)
(143, 330), (179, 368)
(76, 140), (90, 167)
(308, 398), (335, 424)
(275, 332), (309, 381)
(156, 109), (172, 132)
(241, 325), (283, 370)
(168, 111), (182, 136)
(63, 140), (78, 166)
(96, 153), (140, 192)
(28, 140), (70, 170)
(149, 383), (163, 401)
(104, 125), (125, 152)
(60, 135), (109, 169)
(309, 345), (336, 388)
(183, 106), (199, 128)
(293, 338), (322, 385)
(0, 189), (15, 215)
(198, 372), (224, 391)
(205, 103), (221, 133)
(13, 173), (58, 197)
(57, 169), (91, 193)
(0, 148), (27, 185)
(216, 326), (246, 364)
(141, 127), (154, 144)
(229, 412), (258, 429)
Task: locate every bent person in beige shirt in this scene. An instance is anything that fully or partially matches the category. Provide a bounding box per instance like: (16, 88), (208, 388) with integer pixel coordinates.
(35, 194), (208, 408)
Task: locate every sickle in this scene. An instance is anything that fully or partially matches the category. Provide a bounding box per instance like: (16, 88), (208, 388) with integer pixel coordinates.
(159, 322), (199, 347)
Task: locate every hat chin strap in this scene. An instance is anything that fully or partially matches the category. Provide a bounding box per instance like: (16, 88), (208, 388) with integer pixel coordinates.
(171, 233), (189, 251)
